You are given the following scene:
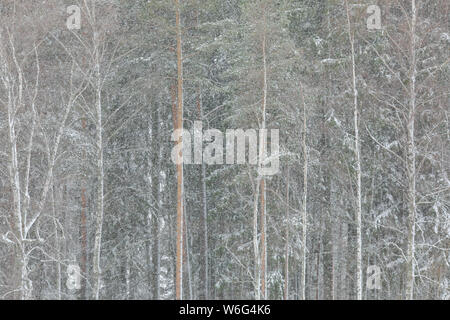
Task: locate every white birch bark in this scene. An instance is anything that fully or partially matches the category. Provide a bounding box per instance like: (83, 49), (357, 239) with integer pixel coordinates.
(284, 170), (290, 300)
(92, 15), (105, 297)
(198, 91), (209, 300)
(92, 53), (104, 300)
(345, 0), (362, 299)
(405, 0), (417, 300)
(259, 2), (268, 300)
(300, 83), (308, 301)
(252, 179), (261, 300)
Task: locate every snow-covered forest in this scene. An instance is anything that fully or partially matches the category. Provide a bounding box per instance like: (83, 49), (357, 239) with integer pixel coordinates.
(0, 0), (448, 300)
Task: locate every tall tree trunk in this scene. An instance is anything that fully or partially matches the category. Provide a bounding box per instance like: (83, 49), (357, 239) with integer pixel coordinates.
(151, 206), (160, 299)
(18, 251), (31, 300)
(92, 43), (104, 300)
(284, 169), (290, 300)
(260, 178), (266, 299)
(51, 182), (61, 300)
(150, 103), (162, 300)
(300, 83), (308, 300)
(259, 2), (268, 300)
(197, 90), (209, 300)
(183, 206), (193, 299)
(316, 249), (320, 300)
(125, 250), (131, 299)
(340, 222), (349, 299)
(80, 117), (88, 300)
(253, 180), (261, 300)
(405, 0), (417, 300)
(345, 0), (362, 300)
(200, 161), (209, 298)
(175, 0), (185, 300)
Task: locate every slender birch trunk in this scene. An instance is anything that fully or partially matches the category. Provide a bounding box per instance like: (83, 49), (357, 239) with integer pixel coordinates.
(184, 209), (193, 299)
(151, 104), (162, 300)
(51, 182), (61, 300)
(345, 0), (362, 299)
(259, 2), (268, 300)
(284, 169), (290, 300)
(405, 0), (417, 300)
(80, 117), (88, 299)
(200, 158), (209, 298)
(175, 0), (185, 300)
(92, 30), (105, 299)
(125, 252), (131, 299)
(197, 89), (209, 300)
(153, 183), (162, 299)
(260, 176), (266, 299)
(253, 180), (261, 300)
(300, 83), (308, 300)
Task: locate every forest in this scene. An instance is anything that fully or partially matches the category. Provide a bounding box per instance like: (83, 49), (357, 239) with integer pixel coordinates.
(0, 0), (448, 300)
